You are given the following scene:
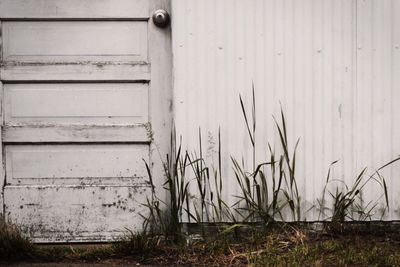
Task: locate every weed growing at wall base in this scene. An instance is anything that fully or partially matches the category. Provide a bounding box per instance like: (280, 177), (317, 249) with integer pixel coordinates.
(233, 87), (301, 224)
(141, 87), (400, 241)
(0, 216), (34, 261)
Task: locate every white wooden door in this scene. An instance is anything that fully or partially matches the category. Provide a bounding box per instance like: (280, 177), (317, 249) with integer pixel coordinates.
(0, 0), (172, 242)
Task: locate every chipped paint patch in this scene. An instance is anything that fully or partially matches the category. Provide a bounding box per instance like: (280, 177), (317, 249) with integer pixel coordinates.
(144, 122), (154, 142)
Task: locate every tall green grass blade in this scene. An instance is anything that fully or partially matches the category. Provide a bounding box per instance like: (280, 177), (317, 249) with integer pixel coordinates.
(239, 94), (255, 146)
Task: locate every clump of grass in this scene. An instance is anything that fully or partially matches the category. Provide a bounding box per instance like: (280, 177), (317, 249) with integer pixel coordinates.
(317, 157), (400, 223)
(112, 229), (161, 259)
(274, 110), (301, 222)
(330, 168), (371, 222)
(141, 129), (210, 240)
(0, 216), (35, 261)
(142, 127), (233, 241)
(232, 87), (301, 224)
(141, 129), (188, 241)
(187, 128), (235, 224)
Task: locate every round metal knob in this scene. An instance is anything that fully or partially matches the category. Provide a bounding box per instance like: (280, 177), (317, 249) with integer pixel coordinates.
(152, 9), (170, 28)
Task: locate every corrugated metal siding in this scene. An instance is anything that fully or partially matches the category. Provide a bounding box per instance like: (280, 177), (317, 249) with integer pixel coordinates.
(172, 0), (400, 220)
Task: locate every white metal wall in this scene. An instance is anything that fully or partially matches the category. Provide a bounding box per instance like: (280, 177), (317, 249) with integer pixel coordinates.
(172, 0), (400, 220)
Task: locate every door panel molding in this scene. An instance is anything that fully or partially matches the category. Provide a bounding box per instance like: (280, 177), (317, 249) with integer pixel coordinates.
(3, 125), (151, 143)
(0, 63), (150, 82)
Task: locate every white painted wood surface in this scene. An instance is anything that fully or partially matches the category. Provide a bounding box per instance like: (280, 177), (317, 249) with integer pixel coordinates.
(4, 83), (148, 125)
(4, 185), (150, 242)
(0, 81), (4, 214)
(3, 125), (151, 143)
(0, 0), (173, 242)
(147, 0), (174, 214)
(0, 63), (150, 82)
(5, 144), (149, 184)
(0, 0), (149, 19)
(172, 0), (400, 220)
(2, 21), (147, 62)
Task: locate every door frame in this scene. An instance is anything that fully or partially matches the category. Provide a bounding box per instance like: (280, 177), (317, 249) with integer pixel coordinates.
(147, 0), (173, 205)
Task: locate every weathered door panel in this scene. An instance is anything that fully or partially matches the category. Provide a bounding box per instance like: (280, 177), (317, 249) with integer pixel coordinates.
(2, 21), (148, 62)
(4, 83), (149, 125)
(4, 186), (149, 242)
(5, 145), (149, 186)
(0, 0), (149, 19)
(0, 0), (172, 242)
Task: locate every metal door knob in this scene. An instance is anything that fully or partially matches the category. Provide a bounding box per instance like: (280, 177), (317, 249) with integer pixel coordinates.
(153, 9), (170, 28)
